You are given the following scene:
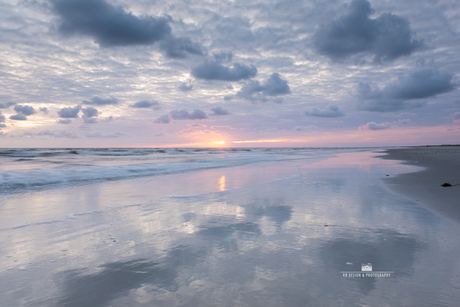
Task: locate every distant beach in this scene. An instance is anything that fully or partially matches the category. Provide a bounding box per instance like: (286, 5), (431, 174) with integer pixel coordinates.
(381, 145), (460, 224)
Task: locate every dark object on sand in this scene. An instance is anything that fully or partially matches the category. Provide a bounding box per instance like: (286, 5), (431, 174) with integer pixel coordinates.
(441, 183), (452, 187)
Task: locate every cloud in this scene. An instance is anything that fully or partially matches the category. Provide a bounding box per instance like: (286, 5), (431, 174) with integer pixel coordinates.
(191, 60), (257, 81)
(384, 69), (455, 100)
(212, 51), (233, 63)
(210, 106), (230, 116)
(51, 0), (171, 47)
(82, 107), (99, 118)
(153, 114), (170, 124)
(9, 105), (36, 120)
(356, 98), (424, 112)
(294, 125), (319, 131)
(0, 112), (5, 123)
(170, 109), (208, 120)
(14, 105), (36, 116)
(39, 107), (48, 114)
(130, 100), (160, 109)
(178, 82), (193, 92)
(304, 105), (345, 118)
(236, 73), (290, 102)
(357, 68), (455, 112)
(86, 132), (124, 138)
(25, 130), (79, 138)
(9, 114), (27, 121)
(313, 0), (423, 62)
(58, 105), (81, 118)
(0, 102), (16, 109)
(83, 97), (118, 106)
(453, 112), (460, 120)
(82, 107), (99, 124)
(359, 121), (391, 130)
(159, 36), (204, 59)
(58, 119), (72, 124)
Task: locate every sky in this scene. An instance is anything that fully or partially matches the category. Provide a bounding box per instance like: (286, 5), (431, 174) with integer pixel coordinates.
(0, 0), (459, 147)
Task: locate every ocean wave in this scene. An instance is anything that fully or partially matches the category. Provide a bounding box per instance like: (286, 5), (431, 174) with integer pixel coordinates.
(0, 155), (276, 191)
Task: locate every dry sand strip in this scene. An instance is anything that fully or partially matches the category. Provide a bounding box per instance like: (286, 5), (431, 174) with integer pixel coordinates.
(380, 145), (460, 224)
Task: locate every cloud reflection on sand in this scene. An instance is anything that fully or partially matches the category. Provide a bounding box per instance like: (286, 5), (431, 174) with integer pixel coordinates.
(2, 151), (460, 306)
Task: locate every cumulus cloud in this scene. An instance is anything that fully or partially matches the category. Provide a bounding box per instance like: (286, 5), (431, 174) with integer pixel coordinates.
(314, 0), (423, 62)
(58, 105), (81, 118)
(359, 121), (391, 130)
(9, 105), (36, 121)
(50, 0), (203, 58)
(0, 102), (16, 109)
(9, 114), (27, 121)
(384, 69), (455, 100)
(81, 107), (99, 124)
(236, 73), (290, 102)
(51, 0), (171, 47)
(58, 119), (72, 124)
(210, 106), (230, 116)
(170, 109), (207, 120)
(358, 119), (410, 130)
(304, 105), (345, 118)
(159, 36), (204, 59)
(191, 60), (257, 81)
(14, 105), (36, 116)
(39, 107), (48, 114)
(153, 114), (170, 124)
(357, 68), (455, 112)
(130, 100), (160, 109)
(83, 96), (118, 106)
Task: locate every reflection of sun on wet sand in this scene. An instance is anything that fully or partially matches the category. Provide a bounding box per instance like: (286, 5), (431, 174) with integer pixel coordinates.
(380, 145), (460, 224)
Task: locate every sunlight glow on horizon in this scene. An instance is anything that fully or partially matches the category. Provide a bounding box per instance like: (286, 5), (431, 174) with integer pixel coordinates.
(232, 139), (309, 144)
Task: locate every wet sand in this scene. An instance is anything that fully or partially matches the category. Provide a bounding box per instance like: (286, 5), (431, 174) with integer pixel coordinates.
(380, 146), (460, 224)
(2, 150), (460, 306)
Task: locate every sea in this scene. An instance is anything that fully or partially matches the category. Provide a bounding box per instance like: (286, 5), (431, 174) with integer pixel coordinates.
(1, 147), (459, 306)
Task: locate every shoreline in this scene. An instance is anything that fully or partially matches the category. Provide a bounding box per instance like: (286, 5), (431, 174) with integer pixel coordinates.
(379, 145), (460, 224)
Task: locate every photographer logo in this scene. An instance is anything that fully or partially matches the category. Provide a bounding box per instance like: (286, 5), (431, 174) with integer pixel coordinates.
(341, 262), (393, 278)
(361, 263), (372, 271)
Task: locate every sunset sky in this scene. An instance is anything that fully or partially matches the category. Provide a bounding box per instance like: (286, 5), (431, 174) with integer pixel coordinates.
(0, 0), (459, 147)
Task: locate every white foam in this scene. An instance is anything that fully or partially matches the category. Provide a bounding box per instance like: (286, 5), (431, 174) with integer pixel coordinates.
(74, 210), (101, 216)
(12, 224), (30, 229)
(35, 220), (64, 225)
(163, 194), (202, 198)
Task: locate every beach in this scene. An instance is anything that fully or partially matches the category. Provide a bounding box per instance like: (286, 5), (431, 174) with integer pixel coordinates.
(381, 146), (460, 224)
(1, 147), (460, 306)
